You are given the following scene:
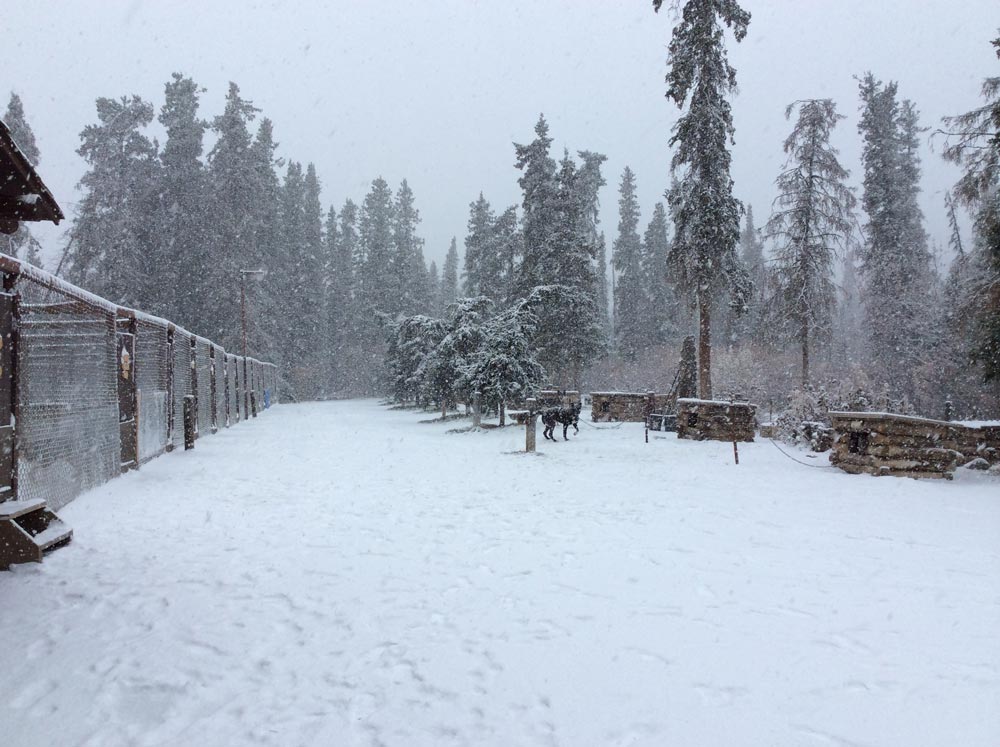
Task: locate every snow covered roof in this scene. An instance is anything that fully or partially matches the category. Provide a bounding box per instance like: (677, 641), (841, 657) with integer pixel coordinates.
(828, 410), (958, 428)
(677, 397), (755, 407)
(0, 118), (64, 233)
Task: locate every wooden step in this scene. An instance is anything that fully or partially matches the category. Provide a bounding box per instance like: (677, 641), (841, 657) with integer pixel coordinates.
(0, 498), (48, 520)
(33, 518), (73, 553)
(0, 499), (73, 570)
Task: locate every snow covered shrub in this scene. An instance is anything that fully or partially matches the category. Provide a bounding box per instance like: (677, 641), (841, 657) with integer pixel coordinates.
(773, 387), (835, 451)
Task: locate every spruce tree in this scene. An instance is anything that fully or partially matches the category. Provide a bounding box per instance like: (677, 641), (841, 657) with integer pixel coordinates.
(3, 93), (43, 266)
(738, 205), (768, 345)
(945, 191), (965, 258)
(463, 303), (545, 425)
(358, 177), (396, 318)
(613, 166), (646, 360)
(392, 179), (428, 315)
(857, 74), (935, 394)
(440, 238), (460, 311)
(298, 163), (327, 396)
(153, 73), (208, 322)
(575, 150), (609, 350)
(539, 150), (603, 384)
(594, 232), (611, 341)
(463, 193), (500, 300)
(323, 205), (342, 391)
(941, 33), (1000, 383)
(249, 117), (283, 367)
(65, 95), (158, 306)
(493, 206), (521, 305)
(206, 83), (260, 346)
(338, 199), (362, 392)
(656, 0), (751, 398)
(4, 93), (39, 165)
(642, 201), (677, 345)
(766, 99), (856, 386)
(277, 162), (307, 391)
(427, 261), (440, 314)
(514, 114), (558, 291)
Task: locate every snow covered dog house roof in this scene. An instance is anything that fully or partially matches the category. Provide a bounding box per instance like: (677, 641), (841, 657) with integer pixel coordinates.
(0, 118), (64, 235)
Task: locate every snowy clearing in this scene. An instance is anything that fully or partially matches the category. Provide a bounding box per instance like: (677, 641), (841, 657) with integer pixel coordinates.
(2, 400), (998, 747)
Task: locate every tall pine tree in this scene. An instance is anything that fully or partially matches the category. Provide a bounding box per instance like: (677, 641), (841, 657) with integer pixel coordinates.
(613, 166), (646, 360)
(941, 34), (1000, 385)
(514, 115), (558, 292)
(857, 74), (934, 395)
(656, 0), (752, 398)
(153, 73), (208, 322)
(642, 201), (677, 346)
(766, 99), (856, 386)
(206, 83), (260, 347)
(65, 95), (158, 307)
(440, 238), (460, 313)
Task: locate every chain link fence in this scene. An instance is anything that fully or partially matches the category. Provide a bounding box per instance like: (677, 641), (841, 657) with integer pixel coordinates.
(0, 255), (279, 511)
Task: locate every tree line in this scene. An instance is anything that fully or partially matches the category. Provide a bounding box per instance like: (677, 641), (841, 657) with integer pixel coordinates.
(3, 0), (998, 419)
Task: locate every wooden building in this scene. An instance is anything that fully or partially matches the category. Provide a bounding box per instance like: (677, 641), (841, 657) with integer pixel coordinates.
(0, 119), (64, 235)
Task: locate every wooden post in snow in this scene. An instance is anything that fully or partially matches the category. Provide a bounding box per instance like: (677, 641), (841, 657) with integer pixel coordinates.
(525, 397), (537, 453)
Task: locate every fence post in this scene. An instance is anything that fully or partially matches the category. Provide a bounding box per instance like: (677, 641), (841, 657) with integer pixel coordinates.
(222, 354), (230, 427)
(183, 395), (196, 450)
(116, 312), (139, 472)
(251, 361), (258, 418)
(472, 390), (481, 428)
(190, 337), (198, 439)
(208, 345), (219, 433)
(243, 356), (249, 419)
(0, 270), (20, 503)
(525, 397), (537, 453)
(165, 325), (175, 452)
(233, 356), (241, 423)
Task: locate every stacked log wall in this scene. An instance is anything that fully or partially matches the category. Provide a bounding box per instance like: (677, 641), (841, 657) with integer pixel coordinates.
(676, 399), (756, 443)
(591, 392), (672, 422)
(829, 412), (999, 480)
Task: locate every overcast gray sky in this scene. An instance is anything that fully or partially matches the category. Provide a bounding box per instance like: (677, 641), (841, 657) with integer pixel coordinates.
(5, 1), (998, 272)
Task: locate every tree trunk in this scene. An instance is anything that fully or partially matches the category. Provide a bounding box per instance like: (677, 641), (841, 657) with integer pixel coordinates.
(441, 399), (447, 420)
(801, 316), (810, 388)
(499, 401), (506, 427)
(697, 290), (712, 399)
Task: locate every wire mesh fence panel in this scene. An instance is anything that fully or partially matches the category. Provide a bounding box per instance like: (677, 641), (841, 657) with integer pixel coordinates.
(136, 318), (170, 462)
(172, 330), (193, 449)
(214, 345), (226, 428)
(0, 256), (280, 515)
(253, 360), (261, 413)
(228, 354), (240, 423)
(195, 338), (212, 435)
(16, 281), (119, 511)
(261, 365), (267, 408)
(269, 364), (279, 405)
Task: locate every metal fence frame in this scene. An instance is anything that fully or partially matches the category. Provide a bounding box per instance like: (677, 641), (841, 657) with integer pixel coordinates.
(0, 253), (280, 510)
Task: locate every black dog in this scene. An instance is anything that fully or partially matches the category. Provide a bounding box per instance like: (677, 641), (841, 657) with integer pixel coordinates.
(541, 402), (581, 441)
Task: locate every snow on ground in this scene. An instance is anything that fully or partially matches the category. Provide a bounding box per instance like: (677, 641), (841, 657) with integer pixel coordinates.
(2, 400), (998, 747)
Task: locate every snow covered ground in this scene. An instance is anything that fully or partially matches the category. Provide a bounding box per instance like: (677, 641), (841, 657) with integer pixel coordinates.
(2, 400), (998, 747)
